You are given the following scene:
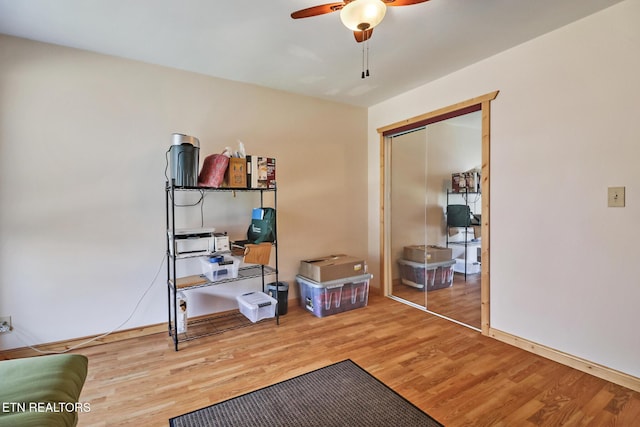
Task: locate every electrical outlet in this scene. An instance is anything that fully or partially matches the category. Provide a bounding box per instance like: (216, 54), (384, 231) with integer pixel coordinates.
(608, 187), (625, 207)
(0, 316), (12, 333)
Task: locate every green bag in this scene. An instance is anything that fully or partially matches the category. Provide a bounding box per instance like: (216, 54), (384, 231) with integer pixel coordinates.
(447, 204), (472, 227)
(247, 208), (276, 244)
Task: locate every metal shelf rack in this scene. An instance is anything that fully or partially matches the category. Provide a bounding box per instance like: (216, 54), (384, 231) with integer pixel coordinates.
(446, 189), (481, 281)
(165, 181), (278, 351)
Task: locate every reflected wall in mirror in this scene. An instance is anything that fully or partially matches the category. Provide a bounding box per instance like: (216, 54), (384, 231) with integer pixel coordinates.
(389, 129), (427, 309)
(388, 112), (482, 329)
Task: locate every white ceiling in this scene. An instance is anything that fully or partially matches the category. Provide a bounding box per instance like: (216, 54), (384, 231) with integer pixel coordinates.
(0, 0), (623, 107)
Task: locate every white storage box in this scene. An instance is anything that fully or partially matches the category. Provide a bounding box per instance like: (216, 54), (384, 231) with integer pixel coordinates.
(454, 258), (481, 275)
(448, 227), (479, 243)
(199, 256), (240, 282)
(236, 291), (277, 323)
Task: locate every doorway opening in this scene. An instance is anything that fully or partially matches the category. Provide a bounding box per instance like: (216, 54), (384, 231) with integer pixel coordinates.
(378, 91), (498, 334)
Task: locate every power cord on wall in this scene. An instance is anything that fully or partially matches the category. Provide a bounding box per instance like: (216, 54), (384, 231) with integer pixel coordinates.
(9, 251), (167, 355)
(6, 148), (207, 354)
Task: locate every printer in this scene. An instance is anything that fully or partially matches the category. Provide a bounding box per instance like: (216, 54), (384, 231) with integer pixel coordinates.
(168, 228), (215, 257)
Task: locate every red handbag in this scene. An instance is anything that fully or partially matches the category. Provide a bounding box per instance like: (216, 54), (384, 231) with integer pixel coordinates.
(198, 153), (229, 188)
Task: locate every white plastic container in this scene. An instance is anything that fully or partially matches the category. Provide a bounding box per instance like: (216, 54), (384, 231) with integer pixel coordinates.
(236, 291), (277, 323)
(199, 256), (240, 282)
(176, 291), (188, 333)
(454, 258), (481, 275)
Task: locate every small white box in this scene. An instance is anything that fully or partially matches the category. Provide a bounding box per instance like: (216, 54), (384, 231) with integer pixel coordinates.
(214, 233), (230, 252)
(236, 292), (277, 323)
(176, 292), (188, 333)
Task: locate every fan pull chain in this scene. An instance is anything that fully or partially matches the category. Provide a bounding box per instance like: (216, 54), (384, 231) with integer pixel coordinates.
(361, 34), (366, 79)
(361, 31), (371, 79)
(366, 41), (370, 77)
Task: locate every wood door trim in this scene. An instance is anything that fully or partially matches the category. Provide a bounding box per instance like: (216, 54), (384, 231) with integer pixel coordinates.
(378, 90), (499, 335)
(377, 91), (499, 135)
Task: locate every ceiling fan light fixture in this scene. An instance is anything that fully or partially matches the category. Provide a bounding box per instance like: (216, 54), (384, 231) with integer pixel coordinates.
(340, 0), (387, 32)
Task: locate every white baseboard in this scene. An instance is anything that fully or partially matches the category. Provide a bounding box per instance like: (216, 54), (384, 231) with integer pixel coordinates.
(489, 328), (640, 393)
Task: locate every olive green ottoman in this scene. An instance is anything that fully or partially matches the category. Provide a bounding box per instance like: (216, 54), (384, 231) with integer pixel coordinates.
(0, 353), (88, 427)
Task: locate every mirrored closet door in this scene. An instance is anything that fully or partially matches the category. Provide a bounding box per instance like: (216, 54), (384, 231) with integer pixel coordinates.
(387, 112), (482, 330)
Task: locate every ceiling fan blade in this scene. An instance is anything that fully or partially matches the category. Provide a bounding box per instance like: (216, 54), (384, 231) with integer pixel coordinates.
(291, 2), (345, 19)
(354, 28), (373, 43)
(383, 0), (430, 6)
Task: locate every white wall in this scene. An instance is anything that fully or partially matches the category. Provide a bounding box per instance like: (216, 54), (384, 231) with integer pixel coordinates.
(0, 35), (368, 350)
(390, 130), (427, 279)
(368, 0), (640, 378)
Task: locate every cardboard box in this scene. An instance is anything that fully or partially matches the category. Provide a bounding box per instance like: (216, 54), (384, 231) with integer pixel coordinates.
(243, 242), (272, 265)
(403, 245), (452, 264)
(452, 171), (480, 193)
(224, 157), (247, 188)
(452, 173), (466, 193)
(247, 156), (276, 189)
(299, 254), (367, 282)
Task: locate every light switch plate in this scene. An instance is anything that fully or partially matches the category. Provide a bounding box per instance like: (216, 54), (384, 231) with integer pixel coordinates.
(608, 187), (625, 207)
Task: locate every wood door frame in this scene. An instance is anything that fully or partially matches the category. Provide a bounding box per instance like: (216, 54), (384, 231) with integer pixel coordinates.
(378, 91), (499, 335)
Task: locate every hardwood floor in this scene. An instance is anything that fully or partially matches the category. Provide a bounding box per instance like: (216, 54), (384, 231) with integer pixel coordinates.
(392, 272), (482, 329)
(22, 294), (640, 426)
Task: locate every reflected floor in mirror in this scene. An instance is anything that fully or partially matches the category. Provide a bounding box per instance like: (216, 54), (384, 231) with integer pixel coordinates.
(392, 272), (481, 330)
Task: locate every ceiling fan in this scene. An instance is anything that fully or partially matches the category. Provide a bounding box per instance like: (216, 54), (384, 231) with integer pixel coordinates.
(291, 0), (430, 43)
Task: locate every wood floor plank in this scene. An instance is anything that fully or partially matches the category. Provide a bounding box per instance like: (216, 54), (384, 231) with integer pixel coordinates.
(3, 294), (639, 426)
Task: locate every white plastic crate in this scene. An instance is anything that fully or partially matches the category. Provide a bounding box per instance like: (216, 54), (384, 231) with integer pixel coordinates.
(453, 258), (481, 275)
(236, 291), (277, 323)
(199, 256), (240, 282)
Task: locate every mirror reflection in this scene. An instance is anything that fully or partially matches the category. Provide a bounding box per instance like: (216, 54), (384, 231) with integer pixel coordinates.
(389, 111), (482, 329)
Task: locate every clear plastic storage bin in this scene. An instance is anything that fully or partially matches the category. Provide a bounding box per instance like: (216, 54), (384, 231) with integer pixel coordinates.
(296, 273), (372, 318)
(236, 291), (277, 323)
(199, 256), (240, 282)
(397, 258), (455, 291)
